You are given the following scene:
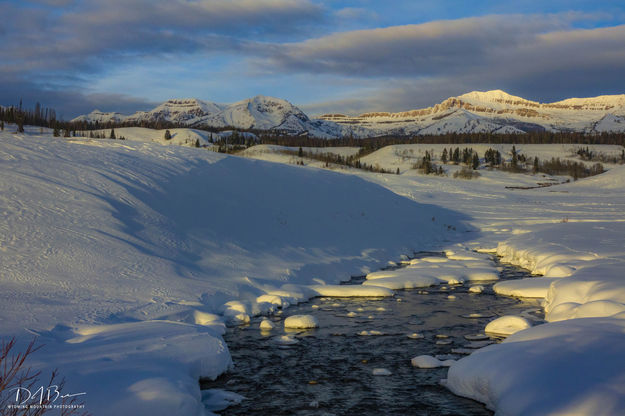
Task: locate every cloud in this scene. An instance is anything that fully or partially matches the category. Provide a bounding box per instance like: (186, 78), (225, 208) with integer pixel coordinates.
(262, 14), (610, 77)
(260, 14), (625, 112)
(0, 0), (324, 73)
(0, 0), (325, 116)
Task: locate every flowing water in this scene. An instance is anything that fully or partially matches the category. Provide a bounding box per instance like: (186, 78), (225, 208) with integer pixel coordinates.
(201, 254), (543, 415)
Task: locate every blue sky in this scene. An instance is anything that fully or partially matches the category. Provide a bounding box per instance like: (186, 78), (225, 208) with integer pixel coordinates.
(2, 0), (625, 118)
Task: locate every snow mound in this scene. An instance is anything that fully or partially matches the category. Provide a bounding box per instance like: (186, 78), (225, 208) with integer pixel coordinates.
(485, 315), (532, 336)
(260, 319), (275, 331)
(309, 284), (394, 297)
(284, 315), (319, 329)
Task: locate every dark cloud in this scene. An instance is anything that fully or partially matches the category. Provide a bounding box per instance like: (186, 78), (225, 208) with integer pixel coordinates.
(0, 0), (325, 116)
(0, 76), (157, 119)
(266, 15), (625, 113)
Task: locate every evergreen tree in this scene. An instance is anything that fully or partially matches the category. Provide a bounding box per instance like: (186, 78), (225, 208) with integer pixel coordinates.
(452, 148), (460, 164)
(164, 130), (171, 140)
(396, 167), (400, 175)
(511, 146), (518, 169)
(472, 152), (479, 170)
(110, 128), (116, 139)
(16, 114), (24, 133)
(195, 138), (200, 148)
(0, 121), (4, 130)
(53, 125), (60, 137)
(298, 146), (303, 158)
(533, 156), (539, 174)
(64, 129), (70, 137)
(441, 148), (448, 163)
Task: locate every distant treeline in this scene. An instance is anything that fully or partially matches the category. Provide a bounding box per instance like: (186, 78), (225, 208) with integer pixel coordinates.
(0, 101), (58, 132)
(258, 131), (625, 148)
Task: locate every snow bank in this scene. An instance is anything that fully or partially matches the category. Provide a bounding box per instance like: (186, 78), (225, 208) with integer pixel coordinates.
(32, 321), (232, 416)
(447, 318), (625, 416)
(363, 253), (498, 289)
(493, 278), (559, 298)
(496, 222), (625, 321)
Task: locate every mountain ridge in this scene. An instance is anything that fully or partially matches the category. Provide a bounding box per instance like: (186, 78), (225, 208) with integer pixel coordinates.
(73, 90), (625, 138)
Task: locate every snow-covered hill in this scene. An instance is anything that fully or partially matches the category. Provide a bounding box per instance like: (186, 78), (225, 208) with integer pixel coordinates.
(73, 90), (625, 138)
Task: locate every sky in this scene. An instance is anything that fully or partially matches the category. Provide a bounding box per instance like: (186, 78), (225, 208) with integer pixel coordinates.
(2, 0), (625, 119)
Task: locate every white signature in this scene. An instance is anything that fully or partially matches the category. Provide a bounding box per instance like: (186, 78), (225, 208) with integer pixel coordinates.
(9, 386), (86, 405)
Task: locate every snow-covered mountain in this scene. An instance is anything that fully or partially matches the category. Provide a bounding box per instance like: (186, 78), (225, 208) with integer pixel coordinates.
(72, 109), (127, 124)
(73, 90), (625, 138)
(126, 98), (224, 125)
(319, 90), (625, 136)
(73, 96), (361, 139)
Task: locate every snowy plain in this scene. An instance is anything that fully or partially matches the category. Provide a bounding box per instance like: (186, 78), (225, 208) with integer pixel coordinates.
(1, 125), (625, 415)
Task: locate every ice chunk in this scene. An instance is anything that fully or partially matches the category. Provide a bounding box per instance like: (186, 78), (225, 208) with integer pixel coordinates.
(463, 334), (488, 341)
(485, 315), (532, 336)
(411, 355), (455, 368)
(372, 368), (392, 376)
(359, 330), (384, 336)
(274, 335), (298, 345)
(284, 314), (319, 329)
(407, 333), (425, 339)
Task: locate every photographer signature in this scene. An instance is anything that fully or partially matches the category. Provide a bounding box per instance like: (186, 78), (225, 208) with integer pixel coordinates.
(10, 385), (86, 405)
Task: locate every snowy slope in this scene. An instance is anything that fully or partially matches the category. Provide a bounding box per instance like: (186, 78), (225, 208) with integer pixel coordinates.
(86, 126), (217, 147)
(0, 127), (461, 415)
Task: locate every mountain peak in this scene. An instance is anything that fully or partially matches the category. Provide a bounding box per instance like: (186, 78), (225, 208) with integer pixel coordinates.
(457, 90), (535, 105)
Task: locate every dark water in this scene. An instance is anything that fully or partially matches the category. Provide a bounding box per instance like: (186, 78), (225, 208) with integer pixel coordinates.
(201, 254), (542, 415)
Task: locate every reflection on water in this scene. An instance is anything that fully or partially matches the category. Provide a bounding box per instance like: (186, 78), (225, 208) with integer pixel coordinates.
(202, 255), (542, 415)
